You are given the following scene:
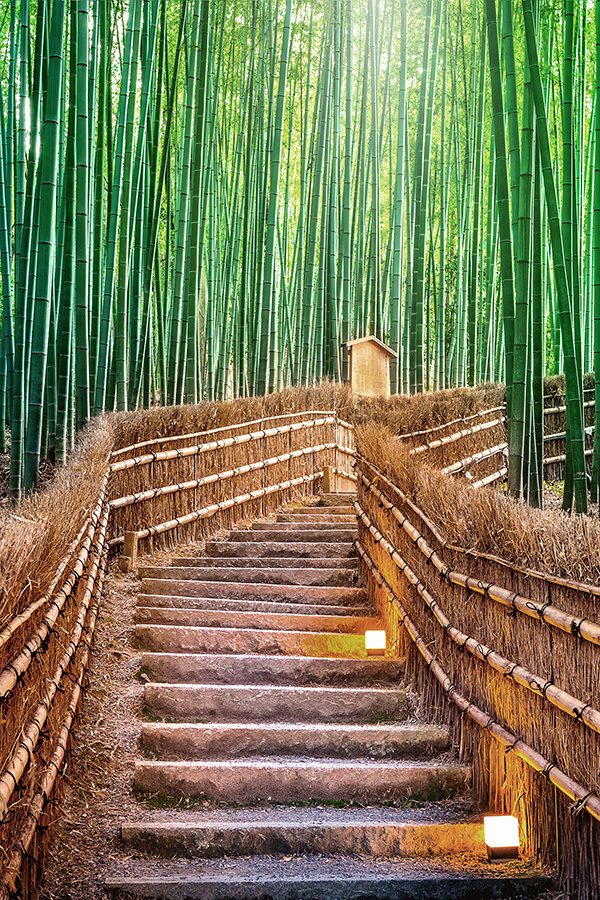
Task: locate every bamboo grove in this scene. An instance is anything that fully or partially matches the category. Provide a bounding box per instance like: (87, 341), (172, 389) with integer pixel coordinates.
(0, 0), (600, 509)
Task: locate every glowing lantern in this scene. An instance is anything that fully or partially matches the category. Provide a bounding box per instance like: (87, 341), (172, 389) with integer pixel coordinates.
(484, 815), (520, 860)
(365, 630), (386, 656)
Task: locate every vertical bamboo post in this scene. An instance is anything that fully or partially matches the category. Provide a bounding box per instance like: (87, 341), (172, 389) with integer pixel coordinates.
(119, 531), (139, 573)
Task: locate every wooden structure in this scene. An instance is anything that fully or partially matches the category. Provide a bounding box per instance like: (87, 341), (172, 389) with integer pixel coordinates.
(346, 336), (397, 398)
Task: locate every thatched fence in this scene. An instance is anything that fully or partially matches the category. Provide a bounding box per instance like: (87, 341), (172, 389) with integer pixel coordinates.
(1, 379), (599, 898)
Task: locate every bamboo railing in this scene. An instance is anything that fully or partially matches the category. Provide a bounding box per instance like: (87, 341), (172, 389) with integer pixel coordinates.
(0, 410), (355, 899)
(354, 449), (600, 897)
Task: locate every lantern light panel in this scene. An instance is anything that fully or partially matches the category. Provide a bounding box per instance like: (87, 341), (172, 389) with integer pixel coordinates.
(365, 630), (386, 655)
(484, 816), (520, 861)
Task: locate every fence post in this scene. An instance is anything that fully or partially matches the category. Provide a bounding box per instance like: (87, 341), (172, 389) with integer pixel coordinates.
(119, 531), (139, 573)
(322, 465), (334, 494)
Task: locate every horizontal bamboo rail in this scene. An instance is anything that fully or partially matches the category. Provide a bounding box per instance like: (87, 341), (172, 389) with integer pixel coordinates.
(441, 442), (507, 476)
(357, 452), (600, 597)
(354, 538), (600, 823)
(109, 416), (338, 474)
(409, 416), (506, 456)
(110, 443), (340, 510)
(354, 502), (600, 737)
(109, 472), (325, 549)
(397, 406), (506, 441)
(355, 463), (600, 645)
(0, 489), (100, 650)
(470, 467), (508, 489)
(0, 481), (110, 700)
(111, 410), (348, 457)
(0, 548), (108, 898)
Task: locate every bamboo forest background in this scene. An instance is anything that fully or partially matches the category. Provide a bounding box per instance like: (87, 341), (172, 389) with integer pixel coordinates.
(0, 0), (599, 507)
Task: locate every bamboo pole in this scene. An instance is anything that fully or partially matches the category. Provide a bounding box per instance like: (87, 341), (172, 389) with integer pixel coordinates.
(0, 472), (108, 650)
(356, 452), (600, 596)
(110, 409), (345, 458)
(0, 482), (109, 698)
(109, 471), (326, 548)
(0, 549), (108, 897)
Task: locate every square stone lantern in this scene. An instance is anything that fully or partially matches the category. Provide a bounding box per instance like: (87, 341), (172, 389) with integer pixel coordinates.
(346, 336), (397, 398)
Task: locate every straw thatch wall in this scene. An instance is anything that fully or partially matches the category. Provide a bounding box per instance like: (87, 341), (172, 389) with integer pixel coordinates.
(355, 423), (600, 898)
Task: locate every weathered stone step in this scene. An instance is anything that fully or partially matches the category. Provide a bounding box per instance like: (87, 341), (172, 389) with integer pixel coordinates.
(136, 624), (371, 658)
(140, 579), (366, 605)
(139, 594), (372, 618)
(206, 540), (355, 558)
(142, 683), (408, 724)
(120, 808), (479, 859)
(134, 757), (470, 804)
(285, 505), (354, 516)
(250, 521), (356, 532)
(140, 721), (445, 761)
(105, 858), (554, 900)
(228, 529), (355, 543)
(318, 492), (356, 505)
(139, 565), (356, 587)
(140, 652), (403, 687)
(135, 607), (379, 634)
(277, 513), (356, 523)
(171, 556), (356, 569)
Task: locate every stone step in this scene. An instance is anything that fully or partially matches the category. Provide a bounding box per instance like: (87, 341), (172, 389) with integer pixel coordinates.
(135, 607), (379, 634)
(285, 505), (354, 516)
(139, 565), (356, 587)
(318, 492), (356, 505)
(171, 556), (356, 569)
(140, 721), (445, 761)
(135, 624), (371, 658)
(277, 513), (356, 523)
(140, 652), (404, 687)
(142, 683), (408, 724)
(139, 594), (373, 618)
(206, 540), (355, 557)
(140, 579), (367, 605)
(134, 758), (470, 804)
(120, 807), (479, 859)
(250, 521), (356, 532)
(227, 529), (355, 543)
(105, 857), (553, 900)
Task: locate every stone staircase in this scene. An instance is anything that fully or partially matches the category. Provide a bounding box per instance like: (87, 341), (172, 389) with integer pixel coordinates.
(105, 494), (553, 899)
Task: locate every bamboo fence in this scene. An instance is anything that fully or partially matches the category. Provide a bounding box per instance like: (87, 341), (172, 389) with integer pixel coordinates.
(2, 379), (599, 898)
(0, 407), (355, 898)
(354, 445), (600, 898)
